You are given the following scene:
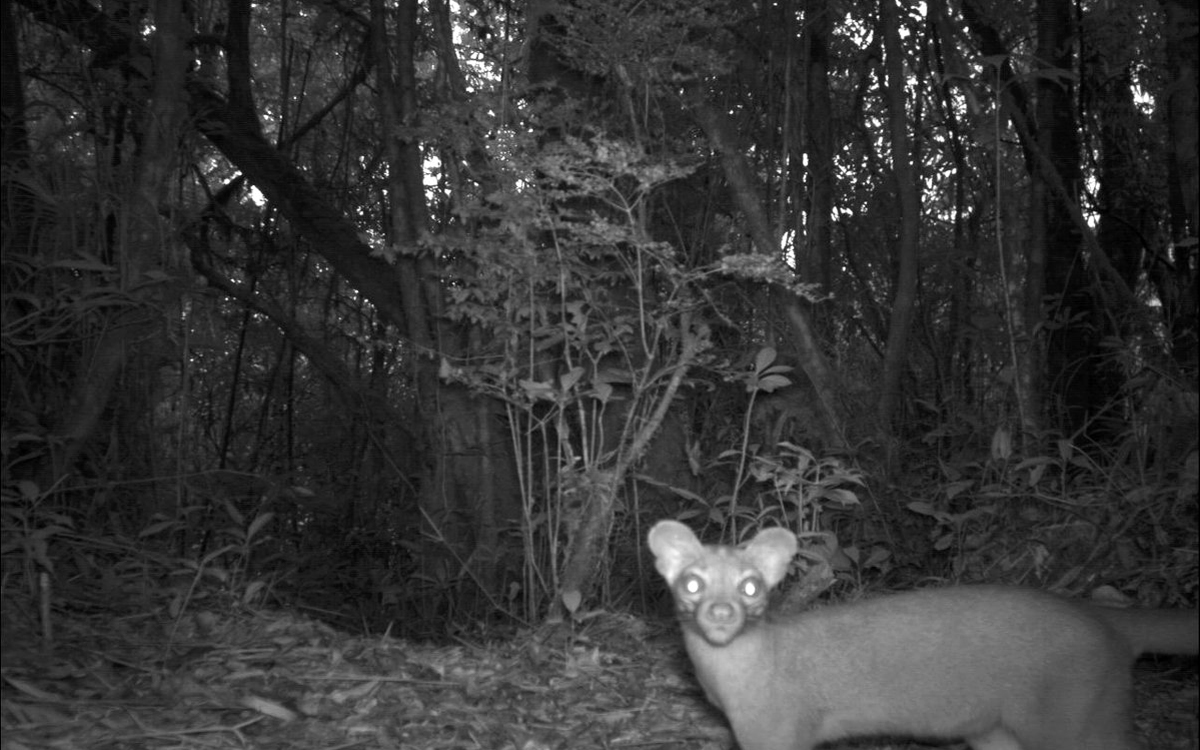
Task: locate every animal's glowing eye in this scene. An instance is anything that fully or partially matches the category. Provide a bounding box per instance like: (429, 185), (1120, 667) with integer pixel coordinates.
(681, 573), (704, 595)
(740, 576), (762, 597)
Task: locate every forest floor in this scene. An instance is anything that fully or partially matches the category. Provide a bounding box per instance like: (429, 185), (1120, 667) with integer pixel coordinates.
(0, 593), (1195, 750)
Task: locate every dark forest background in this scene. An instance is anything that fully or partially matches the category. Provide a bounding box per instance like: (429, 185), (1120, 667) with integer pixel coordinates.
(2, 0), (1196, 640)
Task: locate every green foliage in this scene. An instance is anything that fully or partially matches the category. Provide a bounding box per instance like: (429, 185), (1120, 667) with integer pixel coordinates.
(5, 0), (1195, 636)
(1, 476), (281, 644)
(662, 347), (869, 589)
(147, 499), (279, 615)
(436, 132), (709, 619)
(900, 419), (1198, 602)
(540, 0), (739, 82)
(716, 255), (827, 302)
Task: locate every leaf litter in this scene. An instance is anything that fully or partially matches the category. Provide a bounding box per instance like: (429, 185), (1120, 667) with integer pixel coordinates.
(0, 594), (733, 750)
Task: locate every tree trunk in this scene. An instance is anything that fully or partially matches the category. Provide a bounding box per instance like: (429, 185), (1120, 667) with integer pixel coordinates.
(1157, 0), (1199, 374)
(804, 0), (836, 300)
(47, 0), (189, 485)
(691, 98), (845, 449)
(875, 0), (921, 438)
(1088, 7), (1152, 440)
(1036, 0), (1090, 439)
(370, 0), (509, 607)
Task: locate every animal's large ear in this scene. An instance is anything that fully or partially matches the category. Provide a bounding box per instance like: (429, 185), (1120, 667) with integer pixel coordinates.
(647, 520), (704, 584)
(741, 527), (798, 588)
